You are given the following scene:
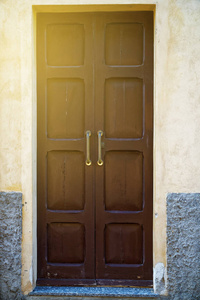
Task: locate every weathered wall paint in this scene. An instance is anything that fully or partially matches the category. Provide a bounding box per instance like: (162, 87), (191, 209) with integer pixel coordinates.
(0, 0), (200, 295)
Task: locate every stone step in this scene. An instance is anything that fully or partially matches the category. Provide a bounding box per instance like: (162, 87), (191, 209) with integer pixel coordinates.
(27, 297), (159, 300)
(25, 286), (159, 300)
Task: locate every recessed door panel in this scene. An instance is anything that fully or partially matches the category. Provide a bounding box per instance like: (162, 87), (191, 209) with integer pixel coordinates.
(105, 23), (143, 65)
(37, 11), (153, 286)
(47, 78), (85, 139)
(46, 24), (85, 66)
(105, 151), (143, 211)
(105, 223), (143, 264)
(105, 78), (143, 138)
(47, 223), (85, 263)
(47, 151), (85, 210)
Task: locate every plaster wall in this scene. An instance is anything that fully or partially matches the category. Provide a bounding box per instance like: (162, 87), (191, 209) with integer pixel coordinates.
(0, 0), (200, 295)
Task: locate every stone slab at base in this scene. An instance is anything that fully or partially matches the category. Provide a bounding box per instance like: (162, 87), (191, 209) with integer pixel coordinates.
(27, 297), (159, 300)
(28, 286), (158, 299)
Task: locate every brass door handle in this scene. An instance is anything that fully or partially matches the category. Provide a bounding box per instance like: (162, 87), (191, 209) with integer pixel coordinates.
(85, 130), (92, 166)
(97, 130), (103, 166)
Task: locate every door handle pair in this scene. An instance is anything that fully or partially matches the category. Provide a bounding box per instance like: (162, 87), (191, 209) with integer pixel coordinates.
(85, 130), (103, 166)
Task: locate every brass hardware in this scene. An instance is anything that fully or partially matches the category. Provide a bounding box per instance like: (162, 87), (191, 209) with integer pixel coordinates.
(97, 130), (103, 166)
(85, 130), (92, 166)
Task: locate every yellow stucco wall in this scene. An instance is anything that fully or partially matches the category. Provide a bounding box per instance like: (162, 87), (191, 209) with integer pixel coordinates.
(0, 0), (200, 295)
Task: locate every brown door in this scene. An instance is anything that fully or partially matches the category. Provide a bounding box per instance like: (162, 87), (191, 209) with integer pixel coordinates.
(37, 12), (153, 286)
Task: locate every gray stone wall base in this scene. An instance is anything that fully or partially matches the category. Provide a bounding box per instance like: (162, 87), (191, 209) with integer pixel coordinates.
(167, 193), (200, 300)
(0, 191), (23, 300)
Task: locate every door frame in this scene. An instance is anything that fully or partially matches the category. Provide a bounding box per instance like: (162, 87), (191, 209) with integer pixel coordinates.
(31, 3), (156, 292)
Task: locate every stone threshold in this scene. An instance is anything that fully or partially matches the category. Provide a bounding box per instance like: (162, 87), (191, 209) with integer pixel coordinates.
(29, 286), (158, 298)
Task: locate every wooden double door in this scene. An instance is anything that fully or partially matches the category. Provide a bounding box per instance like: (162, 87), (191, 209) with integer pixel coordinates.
(37, 12), (153, 286)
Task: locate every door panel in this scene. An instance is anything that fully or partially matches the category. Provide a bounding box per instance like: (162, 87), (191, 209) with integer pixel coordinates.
(37, 13), (95, 283)
(105, 223), (143, 264)
(105, 151), (143, 211)
(105, 78), (143, 138)
(105, 23), (143, 66)
(47, 151), (85, 210)
(47, 78), (85, 139)
(46, 23), (85, 66)
(47, 223), (85, 263)
(37, 11), (153, 286)
(94, 12), (153, 281)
